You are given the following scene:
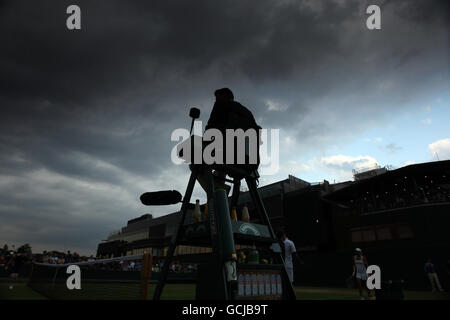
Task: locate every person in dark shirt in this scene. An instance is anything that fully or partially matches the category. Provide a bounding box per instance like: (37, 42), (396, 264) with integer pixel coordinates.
(194, 88), (260, 195)
(7, 253), (27, 290)
(206, 88), (259, 132)
(424, 258), (443, 292)
(206, 88), (260, 166)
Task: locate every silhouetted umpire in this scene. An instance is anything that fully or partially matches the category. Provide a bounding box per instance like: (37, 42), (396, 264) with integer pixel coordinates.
(194, 88), (261, 195)
(206, 88), (259, 132)
(207, 88), (261, 167)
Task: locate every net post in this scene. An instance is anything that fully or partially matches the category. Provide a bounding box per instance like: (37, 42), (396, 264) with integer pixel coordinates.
(140, 253), (153, 300)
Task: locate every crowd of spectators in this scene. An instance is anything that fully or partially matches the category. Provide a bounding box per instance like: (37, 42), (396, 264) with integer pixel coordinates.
(156, 260), (197, 273)
(1, 244), (198, 277)
(0, 245), (101, 276)
(1, 244), (32, 275)
(1, 240), (203, 275)
(341, 173), (449, 214)
(35, 250), (96, 265)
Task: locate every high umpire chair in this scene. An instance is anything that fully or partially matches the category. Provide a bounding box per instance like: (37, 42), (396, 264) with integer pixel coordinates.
(140, 107), (296, 300)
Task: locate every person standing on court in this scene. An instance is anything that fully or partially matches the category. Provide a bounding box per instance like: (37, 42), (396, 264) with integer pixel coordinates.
(424, 258), (444, 292)
(352, 248), (372, 300)
(276, 230), (299, 284)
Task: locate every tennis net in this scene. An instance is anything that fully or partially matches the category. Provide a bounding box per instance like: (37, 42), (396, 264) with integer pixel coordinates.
(28, 253), (153, 300)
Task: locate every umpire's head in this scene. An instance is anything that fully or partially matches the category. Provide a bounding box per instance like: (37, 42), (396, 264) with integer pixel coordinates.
(215, 88), (234, 101)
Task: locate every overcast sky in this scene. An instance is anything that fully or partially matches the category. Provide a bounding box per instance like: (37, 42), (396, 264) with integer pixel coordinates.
(0, 0), (448, 255)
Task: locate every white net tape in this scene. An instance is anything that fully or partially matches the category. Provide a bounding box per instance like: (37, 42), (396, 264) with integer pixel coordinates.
(33, 254), (144, 268)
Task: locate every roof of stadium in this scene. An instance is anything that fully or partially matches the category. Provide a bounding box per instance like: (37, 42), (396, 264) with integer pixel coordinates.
(325, 160), (450, 199)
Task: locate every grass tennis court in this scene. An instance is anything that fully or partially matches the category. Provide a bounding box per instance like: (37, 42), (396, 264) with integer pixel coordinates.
(1, 282), (449, 300)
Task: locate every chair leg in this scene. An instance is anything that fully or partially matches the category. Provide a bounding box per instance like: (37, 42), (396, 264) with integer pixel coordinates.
(203, 168), (232, 300)
(153, 170), (198, 300)
(245, 176), (297, 300)
(229, 179), (241, 210)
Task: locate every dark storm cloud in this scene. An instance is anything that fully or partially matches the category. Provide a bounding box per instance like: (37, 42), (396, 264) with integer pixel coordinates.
(0, 0), (448, 254)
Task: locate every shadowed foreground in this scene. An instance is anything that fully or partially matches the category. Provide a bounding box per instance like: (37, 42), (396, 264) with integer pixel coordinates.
(1, 282), (448, 300)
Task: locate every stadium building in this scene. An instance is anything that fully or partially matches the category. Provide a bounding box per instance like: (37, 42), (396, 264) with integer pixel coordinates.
(97, 175), (310, 261)
(316, 160), (450, 289)
(97, 160), (450, 290)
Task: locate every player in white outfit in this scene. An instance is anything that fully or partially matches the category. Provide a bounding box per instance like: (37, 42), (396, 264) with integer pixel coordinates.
(352, 248), (372, 300)
(277, 230), (299, 283)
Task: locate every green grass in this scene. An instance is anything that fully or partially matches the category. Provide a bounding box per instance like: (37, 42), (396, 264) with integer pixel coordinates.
(403, 289), (449, 300)
(294, 286), (450, 300)
(0, 282), (196, 300)
(1, 282), (448, 300)
(0, 282), (46, 300)
(294, 286), (359, 300)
